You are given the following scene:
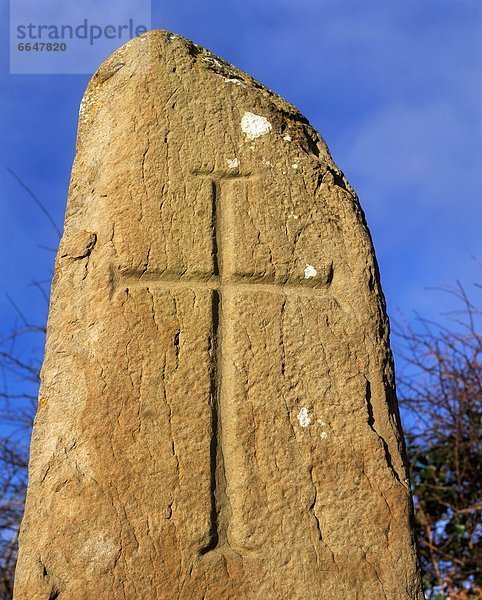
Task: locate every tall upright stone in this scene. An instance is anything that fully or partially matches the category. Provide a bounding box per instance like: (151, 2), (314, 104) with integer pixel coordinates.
(14, 31), (423, 599)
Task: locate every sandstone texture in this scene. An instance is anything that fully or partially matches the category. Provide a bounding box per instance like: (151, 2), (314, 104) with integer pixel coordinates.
(15, 31), (423, 599)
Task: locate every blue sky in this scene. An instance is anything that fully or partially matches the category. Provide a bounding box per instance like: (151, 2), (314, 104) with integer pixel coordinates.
(1, 0), (481, 361)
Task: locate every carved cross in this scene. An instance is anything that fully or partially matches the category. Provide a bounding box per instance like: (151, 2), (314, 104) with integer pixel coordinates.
(115, 171), (325, 555)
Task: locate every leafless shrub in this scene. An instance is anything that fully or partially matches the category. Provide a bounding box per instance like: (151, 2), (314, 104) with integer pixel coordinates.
(395, 282), (482, 599)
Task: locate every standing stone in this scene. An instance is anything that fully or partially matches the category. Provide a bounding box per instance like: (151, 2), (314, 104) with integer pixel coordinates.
(14, 31), (423, 599)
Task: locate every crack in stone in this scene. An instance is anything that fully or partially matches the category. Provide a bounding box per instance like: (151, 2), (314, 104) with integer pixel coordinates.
(365, 378), (403, 485)
(39, 559), (63, 599)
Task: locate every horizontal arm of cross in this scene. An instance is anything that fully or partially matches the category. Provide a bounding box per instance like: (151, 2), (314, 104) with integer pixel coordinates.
(112, 269), (330, 297)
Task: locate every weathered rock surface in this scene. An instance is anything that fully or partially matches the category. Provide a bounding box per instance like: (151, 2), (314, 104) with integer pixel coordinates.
(14, 30), (423, 599)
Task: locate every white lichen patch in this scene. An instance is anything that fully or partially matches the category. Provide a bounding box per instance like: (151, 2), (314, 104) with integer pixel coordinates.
(304, 265), (317, 279)
(283, 135), (292, 142)
(203, 56), (223, 68)
(292, 163), (299, 169)
(224, 77), (247, 87)
(226, 158), (240, 169)
(317, 419), (328, 438)
(79, 96), (86, 117)
(241, 112), (272, 140)
(297, 407), (312, 428)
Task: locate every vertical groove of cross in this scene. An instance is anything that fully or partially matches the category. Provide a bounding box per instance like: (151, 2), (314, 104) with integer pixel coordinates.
(200, 177), (230, 554)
